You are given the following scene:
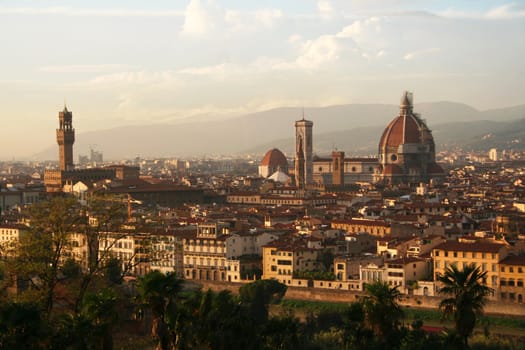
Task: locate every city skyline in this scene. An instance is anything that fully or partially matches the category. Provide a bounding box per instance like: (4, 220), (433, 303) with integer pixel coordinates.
(1, 0), (524, 159)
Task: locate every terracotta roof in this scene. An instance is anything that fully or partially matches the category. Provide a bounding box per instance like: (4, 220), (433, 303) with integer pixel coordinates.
(499, 255), (525, 266)
(379, 113), (422, 148)
(261, 148), (288, 168)
(434, 241), (506, 253)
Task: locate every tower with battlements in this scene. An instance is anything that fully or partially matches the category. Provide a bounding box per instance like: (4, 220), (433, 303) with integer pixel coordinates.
(56, 106), (75, 171)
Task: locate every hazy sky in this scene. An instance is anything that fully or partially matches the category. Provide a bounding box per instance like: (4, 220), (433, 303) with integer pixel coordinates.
(1, 0), (524, 159)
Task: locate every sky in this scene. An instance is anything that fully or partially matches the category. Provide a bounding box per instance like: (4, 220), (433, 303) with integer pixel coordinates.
(1, 0), (524, 159)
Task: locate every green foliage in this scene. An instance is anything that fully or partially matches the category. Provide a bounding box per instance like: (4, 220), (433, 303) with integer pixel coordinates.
(438, 263), (493, 348)
(318, 249), (335, 271)
(105, 257), (123, 284)
(239, 279), (287, 325)
(14, 196), (84, 316)
(361, 281), (403, 337)
(0, 301), (46, 349)
(52, 288), (120, 350)
(136, 271), (182, 350)
(61, 258), (81, 279)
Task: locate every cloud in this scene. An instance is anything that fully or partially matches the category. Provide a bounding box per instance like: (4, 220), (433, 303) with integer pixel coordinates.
(336, 17), (381, 40)
(225, 8), (282, 32)
(295, 35), (341, 69)
(38, 64), (131, 73)
(177, 63), (228, 76)
(288, 34), (302, 44)
(440, 3), (525, 19)
(79, 71), (183, 88)
(181, 0), (221, 36)
(0, 7), (183, 17)
(318, 0), (334, 18)
(403, 48), (440, 60)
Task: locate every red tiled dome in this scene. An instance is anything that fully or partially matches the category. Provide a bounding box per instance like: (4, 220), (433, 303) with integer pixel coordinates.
(379, 114), (422, 148)
(261, 148), (288, 169)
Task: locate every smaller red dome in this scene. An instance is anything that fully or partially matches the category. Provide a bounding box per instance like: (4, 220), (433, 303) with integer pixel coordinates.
(261, 148), (288, 169)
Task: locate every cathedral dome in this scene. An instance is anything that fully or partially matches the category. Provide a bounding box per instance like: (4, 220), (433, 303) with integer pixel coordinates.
(261, 148), (288, 169)
(259, 148), (289, 178)
(375, 92), (444, 185)
(379, 92), (431, 151)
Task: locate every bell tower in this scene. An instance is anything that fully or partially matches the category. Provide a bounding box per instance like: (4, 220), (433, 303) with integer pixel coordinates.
(294, 117), (313, 188)
(56, 105), (75, 171)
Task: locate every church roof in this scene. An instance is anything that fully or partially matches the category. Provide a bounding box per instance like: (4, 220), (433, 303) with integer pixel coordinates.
(268, 170), (290, 183)
(378, 92), (432, 150)
(261, 148), (288, 168)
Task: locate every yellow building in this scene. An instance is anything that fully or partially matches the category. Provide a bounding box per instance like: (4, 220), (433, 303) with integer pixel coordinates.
(432, 241), (508, 299)
(331, 219), (391, 237)
(262, 236), (321, 285)
(499, 255), (525, 303)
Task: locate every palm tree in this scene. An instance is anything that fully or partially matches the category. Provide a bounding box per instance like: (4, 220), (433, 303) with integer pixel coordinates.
(437, 263), (493, 348)
(361, 281), (403, 337)
(136, 271), (182, 350)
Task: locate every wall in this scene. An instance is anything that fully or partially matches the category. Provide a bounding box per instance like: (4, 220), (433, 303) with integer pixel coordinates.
(191, 280), (525, 317)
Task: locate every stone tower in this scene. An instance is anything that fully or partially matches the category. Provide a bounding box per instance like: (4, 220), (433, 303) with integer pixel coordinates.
(294, 117), (313, 188)
(331, 150), (345, 186)
(56, 106), (75, 171)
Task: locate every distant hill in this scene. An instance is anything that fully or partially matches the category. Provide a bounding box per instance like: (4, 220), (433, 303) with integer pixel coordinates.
(32, 102), (525, 160)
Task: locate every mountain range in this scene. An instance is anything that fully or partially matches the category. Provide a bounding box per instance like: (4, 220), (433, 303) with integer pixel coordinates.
(32, 102), (525, 160)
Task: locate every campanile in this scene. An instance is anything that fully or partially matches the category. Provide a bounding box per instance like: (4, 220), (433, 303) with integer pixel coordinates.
(294, 117), (313, 188)
(56, 106), (75, 171)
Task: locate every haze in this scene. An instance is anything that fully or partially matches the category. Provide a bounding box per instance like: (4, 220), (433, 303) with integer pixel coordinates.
(1, 0), (524, 159)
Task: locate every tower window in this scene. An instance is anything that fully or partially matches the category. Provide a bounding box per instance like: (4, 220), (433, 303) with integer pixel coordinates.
(391, 154), (398, 162)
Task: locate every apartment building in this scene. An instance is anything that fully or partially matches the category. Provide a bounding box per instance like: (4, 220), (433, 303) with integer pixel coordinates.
(183, 222), (230, 281)
(432, 241), (508, 298)
(262, 236), (322, 285)
(499, 255), (525, 303)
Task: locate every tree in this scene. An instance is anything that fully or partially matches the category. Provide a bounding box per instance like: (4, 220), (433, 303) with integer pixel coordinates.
(0, 301), (46, 349)
(342, 302), (372, 350)
(136, 271), (182, 350)
(361, 281), (403, 338)
(437, 263), (493, 348)
(74, 194), (129, 313)
(174, 289), (256, 350)
(53, 289), (119, 350)
(13, 196), (84, 317)
(239, 279), (287, 325)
